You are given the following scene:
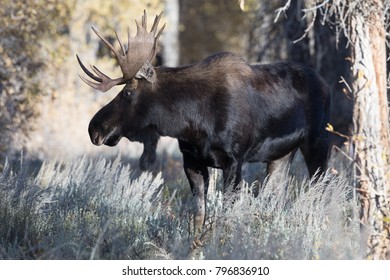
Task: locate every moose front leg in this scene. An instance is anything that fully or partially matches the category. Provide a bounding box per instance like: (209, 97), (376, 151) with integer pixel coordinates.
(139, 132), (159, 171)
(181, 152), (209, 236)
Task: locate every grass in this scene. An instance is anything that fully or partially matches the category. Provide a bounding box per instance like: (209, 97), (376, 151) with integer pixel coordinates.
(0, 152), (362, 259)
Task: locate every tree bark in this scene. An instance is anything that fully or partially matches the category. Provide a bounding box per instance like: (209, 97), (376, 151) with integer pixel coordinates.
(163, 0), (180, 67)
(349, 0), (390, 259)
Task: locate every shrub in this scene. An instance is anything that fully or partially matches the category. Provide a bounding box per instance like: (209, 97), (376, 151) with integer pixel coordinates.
(0, 155), (361, 259)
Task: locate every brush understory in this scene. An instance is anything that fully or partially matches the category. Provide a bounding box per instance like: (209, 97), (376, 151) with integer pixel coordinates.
(0, 153), (361, 259)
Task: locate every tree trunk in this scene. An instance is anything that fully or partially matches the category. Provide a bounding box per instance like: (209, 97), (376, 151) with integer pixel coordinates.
(163, 0), (180, 67)
(349, 0), (390, 259)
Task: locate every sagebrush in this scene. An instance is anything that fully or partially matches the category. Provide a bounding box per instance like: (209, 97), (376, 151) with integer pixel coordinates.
(0, 154), (361, 259)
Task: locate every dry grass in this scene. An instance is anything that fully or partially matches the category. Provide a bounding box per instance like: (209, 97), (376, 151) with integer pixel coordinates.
(0, 152), (361, 259)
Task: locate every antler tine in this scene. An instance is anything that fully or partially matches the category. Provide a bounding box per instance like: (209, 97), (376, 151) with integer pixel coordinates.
(127, 26), (131, 52)
(139, 12), (165, 63)
(142, 9), (147, 29)
(91, 27), (121, 59)
(76, 54), (102, 83)
(135, 19), (142, 34)
(78, 74), (103, 91)
(82, 66), (126, 92)
(115, 30), (126, 56)
(76, 54), (126, 92)
(148, 22), (165, 62)
(77, 11), (165, 91)
(155, 22), (166, 41)
(150, 11), (163, 35)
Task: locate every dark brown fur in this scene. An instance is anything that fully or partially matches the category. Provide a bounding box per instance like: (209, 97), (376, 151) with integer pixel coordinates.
(87, 52), (330, 231)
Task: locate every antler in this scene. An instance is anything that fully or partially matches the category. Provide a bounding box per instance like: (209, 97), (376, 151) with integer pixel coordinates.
(77, 10), (165, 92)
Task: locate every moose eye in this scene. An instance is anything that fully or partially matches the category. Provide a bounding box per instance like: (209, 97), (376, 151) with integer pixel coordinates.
(122, 89), (135, 98)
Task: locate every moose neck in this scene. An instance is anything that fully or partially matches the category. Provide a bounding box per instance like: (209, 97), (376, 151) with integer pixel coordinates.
(138, 65), (213, 142)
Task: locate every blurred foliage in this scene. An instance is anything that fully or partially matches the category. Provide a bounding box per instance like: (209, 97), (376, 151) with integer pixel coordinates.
(0, 0), (74, 160)
(179, 0), (251, 64)
(72, 0), (163, 75)
(0, 0), (387, 162)
(79, 0), (162, 29)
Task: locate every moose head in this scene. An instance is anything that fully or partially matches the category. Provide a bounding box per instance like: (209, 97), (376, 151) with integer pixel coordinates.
(77, 11), (165, 170)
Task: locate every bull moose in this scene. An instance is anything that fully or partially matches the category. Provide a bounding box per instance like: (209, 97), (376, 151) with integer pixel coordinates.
(77, 11), (330, 232)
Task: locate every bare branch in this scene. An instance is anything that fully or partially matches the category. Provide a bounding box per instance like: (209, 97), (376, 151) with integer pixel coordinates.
(302, 0), (329, 12)
(339, 76), (353, 93)
(293, 9), (317, 44)
(274, 0), (291, 23)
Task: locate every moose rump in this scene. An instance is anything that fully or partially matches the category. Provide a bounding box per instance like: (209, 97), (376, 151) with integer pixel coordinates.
(245, 62), (330, 173)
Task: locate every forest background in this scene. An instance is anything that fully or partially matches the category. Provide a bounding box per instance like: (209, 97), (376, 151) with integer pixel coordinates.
(0, 0), (389, 259)
(0, 0), (365, 161)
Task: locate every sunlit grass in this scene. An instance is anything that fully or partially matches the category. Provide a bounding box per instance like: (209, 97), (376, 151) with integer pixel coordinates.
(0, 153), (361, 259)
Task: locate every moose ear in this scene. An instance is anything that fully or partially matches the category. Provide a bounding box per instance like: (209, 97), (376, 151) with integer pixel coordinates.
(135, 62), (157, 83)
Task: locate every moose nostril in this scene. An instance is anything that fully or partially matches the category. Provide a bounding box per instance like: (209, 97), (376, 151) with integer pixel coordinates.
(90, 131), (101, 145)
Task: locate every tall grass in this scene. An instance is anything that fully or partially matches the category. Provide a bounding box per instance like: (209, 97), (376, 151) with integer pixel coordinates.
(0, 154), (361, 259)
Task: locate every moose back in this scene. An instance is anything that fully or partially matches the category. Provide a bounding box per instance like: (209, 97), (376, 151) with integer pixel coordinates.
(77, 11), (330, 232)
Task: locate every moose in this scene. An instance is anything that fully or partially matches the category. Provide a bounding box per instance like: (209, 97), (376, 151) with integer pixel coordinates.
(77, 11), (330, 233)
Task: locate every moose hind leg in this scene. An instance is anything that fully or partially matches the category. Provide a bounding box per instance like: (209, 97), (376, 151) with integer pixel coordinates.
(254, 150), (297, 197)
(266, 149), (297, 176)
(222, 159), (243, 192)
(300, 138), (329, 178)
